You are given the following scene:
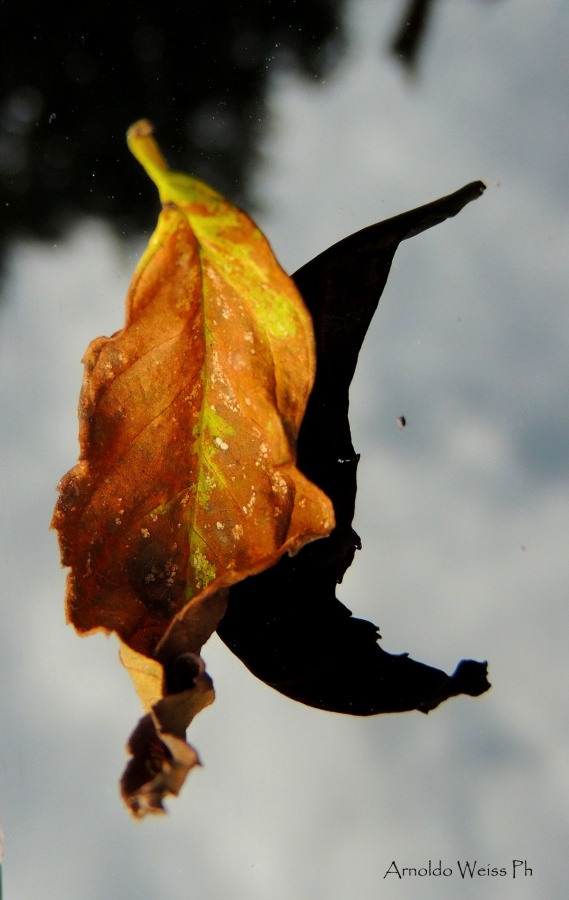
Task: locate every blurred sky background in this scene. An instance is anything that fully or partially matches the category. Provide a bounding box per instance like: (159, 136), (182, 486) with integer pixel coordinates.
(1, 0), (568, 897)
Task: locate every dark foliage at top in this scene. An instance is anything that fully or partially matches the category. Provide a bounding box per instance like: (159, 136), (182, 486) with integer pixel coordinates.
(1, 0), (343, 244)
(1, 0), (501, 256)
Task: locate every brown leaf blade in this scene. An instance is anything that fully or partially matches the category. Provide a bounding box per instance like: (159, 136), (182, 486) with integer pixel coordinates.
(51, 120), (334, 814)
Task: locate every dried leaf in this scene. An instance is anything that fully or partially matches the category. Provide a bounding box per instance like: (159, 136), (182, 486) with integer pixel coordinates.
(52, 120), (334, 815)
(53, 118), (490, 816)
(218, 182), (490, 714)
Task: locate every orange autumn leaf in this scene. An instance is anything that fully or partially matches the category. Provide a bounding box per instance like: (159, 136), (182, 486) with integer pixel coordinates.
(52, 120), (334, 815)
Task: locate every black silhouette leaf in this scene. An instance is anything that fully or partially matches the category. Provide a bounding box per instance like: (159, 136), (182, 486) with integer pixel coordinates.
(217, 181), (491, 714)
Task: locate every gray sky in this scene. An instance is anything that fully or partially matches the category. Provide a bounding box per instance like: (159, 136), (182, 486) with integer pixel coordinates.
(1, 0), (568, 897)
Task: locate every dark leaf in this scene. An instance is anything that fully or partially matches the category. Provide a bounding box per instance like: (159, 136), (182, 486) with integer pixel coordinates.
(217, 181), (491, 714)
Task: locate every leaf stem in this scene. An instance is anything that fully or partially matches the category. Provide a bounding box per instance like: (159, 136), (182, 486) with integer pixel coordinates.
(127, 119), (170, 186)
